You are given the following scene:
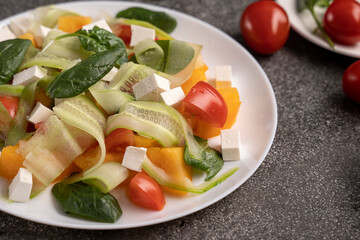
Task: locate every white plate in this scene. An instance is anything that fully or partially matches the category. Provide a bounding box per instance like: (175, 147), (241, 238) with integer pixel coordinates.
(0, 1), (277, 229)
(277, 0), (360, 58)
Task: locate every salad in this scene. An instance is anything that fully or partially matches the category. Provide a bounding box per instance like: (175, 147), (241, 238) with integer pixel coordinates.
(0, 5), (241, 223)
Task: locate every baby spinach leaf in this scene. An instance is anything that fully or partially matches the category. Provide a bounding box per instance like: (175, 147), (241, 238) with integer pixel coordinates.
(52, 182), (122, 223)
(116, 7), (177, 33)
(56, 26), (128, 66)
(184, 136), (224, 181)
(0, 39), (31, 85)
(46, 45), (126, 98)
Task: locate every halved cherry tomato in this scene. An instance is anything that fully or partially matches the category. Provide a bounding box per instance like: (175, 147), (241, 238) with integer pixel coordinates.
(323, 0), (360, 45)
(105, 128), (135, 151)
(128, 172), (165, 211)
(0, 96), (19, 118)
(343, 60), (360, 104)
(240, 0), (290, 54)
(112, 24), (132, 46)
(182, 81), (228, 128)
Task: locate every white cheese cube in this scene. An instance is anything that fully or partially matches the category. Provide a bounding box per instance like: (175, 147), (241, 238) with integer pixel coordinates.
(0, 25), (16, 41)
(35, 25), (52, 47)
(160, 87), (185, 108)
(12, 66), (47, 86)
(27, 102), (54, 124)
(82, 19), (113, 33)
(8, 168), (33, 203)
(102, 67), (118, 82)
(9, 16), (31, 36)
(215, 65), (232, 88)
(122, 146), (147, 172)
(130, 25), (156, 47)
(133, 73), (170, 101)
(221, 129), (241, 161)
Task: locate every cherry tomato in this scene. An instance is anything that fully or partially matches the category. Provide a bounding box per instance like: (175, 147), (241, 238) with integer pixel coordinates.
(323, 0), (360, 45)
(0, 96), (19, 118)
(105, 128), (135, 151)
(112, 24), (132, 45)
(182, 81), (228, 128)
(240, 0), (290, 55)
(128, 172), (165, 211)
(343, 60), (360, 104)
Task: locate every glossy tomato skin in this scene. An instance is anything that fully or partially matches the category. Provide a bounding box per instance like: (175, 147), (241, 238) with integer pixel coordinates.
(112, 24), (132, 46)
(182, 81), (228, 128)
(240, 0), (290, 55)
(128, 172), (165, 211)
(0, 96), (19, 118)
(323, 0), (360, 45)
(105, 128), (135, 151)
(343, 60), (360, 104)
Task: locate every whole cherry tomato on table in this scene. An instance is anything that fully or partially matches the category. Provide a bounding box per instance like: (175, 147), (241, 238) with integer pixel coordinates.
(343, 60), (360, 104)
(240, 0), (290, 55)
(323, 0), (360, 45)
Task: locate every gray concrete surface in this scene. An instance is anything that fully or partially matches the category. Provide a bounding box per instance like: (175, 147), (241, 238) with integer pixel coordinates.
(0, 0), (359, 239)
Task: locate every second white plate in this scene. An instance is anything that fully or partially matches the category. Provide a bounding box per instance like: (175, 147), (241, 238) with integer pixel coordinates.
(277, 0), (360, 58)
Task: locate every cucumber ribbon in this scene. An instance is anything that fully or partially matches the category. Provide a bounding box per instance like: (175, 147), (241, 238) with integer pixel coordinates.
(106, 101), (238, 192)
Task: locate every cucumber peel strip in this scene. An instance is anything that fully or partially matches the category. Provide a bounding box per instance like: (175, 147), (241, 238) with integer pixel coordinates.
(64, 162), (129, 193)
(142, 156), (238, 193)
(53, 95), (107, 174)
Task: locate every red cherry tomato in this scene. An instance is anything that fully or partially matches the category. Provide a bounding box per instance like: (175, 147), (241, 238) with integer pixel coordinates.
(343, 60), (360, 104)
(182, 81), (228, 128)
(240, 0), (290, 55)
(0, 96), (19, 118)
(323, 0), (360, 45)
(105, 128), (135, 151)
(128, 172), (165, 211)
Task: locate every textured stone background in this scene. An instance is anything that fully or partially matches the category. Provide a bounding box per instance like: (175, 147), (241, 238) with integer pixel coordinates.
(0, 0), (359, 239)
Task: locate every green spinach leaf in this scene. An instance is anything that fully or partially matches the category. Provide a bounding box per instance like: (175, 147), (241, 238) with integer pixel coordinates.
(52, 182), (122, 223)
(56, 26), (128, 66)
(0, 39), (31, 84)
(184, 136), (224, 181)
(116, 7), (177, 33)
(46, 45), (126, 98)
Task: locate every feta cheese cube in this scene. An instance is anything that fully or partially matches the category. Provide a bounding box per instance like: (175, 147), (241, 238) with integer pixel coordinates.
(130, 25), (156, 47)
(27, 102), (54, 124)
(102, 67), (118, 82)
(215, 65), (232, 88)
(9, 16), (31, 36)
(35, 25), (52, 47)
(12, 66), (47, 86)
(160, 87), (185, 108)
(122, 146), (147, 172)
(82, 19), (113, 33)
(221, 129), (241, 161)
(8, 168), (33, 203)
(133, 73), (170, 101)
(0, 25), (16, 41)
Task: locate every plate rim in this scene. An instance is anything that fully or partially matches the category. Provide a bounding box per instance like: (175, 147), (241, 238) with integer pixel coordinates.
(0, 0), (278, 229)
(276, 0), (360, 59)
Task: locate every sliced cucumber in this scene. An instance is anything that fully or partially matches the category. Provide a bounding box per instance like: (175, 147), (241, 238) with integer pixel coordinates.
(65, 162), (129, 193)
(89, 81), (134, 114)
(19, 52), (80, 71)
(20, 115), (94, 186)
(53, 95), (107, 174)
(0, 84), (24, 97)
(106, 101), (183, 147)
(108, 62), (156, 95)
